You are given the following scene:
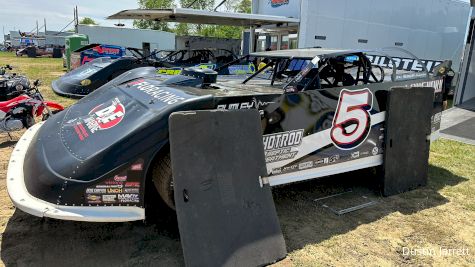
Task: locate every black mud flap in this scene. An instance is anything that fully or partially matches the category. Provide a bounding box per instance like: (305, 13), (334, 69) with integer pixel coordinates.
(169, 110), (287, 267)
(382, 87), (434, 196)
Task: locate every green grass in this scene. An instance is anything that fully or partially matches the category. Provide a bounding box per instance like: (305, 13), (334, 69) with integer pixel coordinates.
(0, 51), (76, 107)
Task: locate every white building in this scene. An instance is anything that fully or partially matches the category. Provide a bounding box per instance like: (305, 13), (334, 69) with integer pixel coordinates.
(77, 25), (175, 52)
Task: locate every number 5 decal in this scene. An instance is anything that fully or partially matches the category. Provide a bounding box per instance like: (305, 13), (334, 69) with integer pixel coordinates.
(330, 88), (373, 150)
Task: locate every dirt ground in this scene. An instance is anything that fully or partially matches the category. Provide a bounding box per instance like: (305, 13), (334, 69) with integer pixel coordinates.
(1, 52), (475, 266)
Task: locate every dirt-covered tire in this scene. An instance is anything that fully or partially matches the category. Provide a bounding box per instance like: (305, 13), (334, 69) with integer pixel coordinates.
(151, 152), (175, 210)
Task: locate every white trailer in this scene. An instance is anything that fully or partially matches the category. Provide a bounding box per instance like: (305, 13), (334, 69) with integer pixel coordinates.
(252, 0), (471, 74)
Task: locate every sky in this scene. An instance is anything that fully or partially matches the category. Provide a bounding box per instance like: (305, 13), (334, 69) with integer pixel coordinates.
(0, 0), (139, 42)
(0, 0), (472, 42)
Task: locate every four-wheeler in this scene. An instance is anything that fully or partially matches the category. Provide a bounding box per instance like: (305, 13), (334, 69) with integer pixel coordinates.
(0, 80), (64, 135)
(0, 65), (32, 101)
(7, 48), (444, 222)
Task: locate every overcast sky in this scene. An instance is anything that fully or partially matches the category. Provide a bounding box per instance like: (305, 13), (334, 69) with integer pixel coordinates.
(0, 0), (139, 41)
(0, 0), (472, 42)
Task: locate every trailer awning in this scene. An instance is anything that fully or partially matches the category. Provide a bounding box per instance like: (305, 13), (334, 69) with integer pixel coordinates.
(108, 8), (300, 27)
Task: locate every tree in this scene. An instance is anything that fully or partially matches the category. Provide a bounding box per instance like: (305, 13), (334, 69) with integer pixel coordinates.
(133, 0), (175, 31)
(79, 17), (98, 25)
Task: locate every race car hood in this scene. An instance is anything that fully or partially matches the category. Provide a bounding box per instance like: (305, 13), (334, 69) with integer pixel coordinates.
(24, 78), (214, 203)
(51, 57), (146, 98)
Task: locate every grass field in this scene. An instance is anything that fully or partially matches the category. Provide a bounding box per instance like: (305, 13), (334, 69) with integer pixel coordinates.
(0, 52), (474, 266)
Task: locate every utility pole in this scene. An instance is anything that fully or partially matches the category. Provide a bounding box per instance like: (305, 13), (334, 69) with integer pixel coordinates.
(74, 6), (79, 33)
(44, 18), (47, 33)
(36, 20), (39, 35)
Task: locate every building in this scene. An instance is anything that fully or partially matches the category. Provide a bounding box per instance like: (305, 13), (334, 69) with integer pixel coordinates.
(77, 25), (175, 52)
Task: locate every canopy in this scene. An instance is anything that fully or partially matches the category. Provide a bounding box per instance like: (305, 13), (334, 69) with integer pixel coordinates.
(108, 8), (300, 27)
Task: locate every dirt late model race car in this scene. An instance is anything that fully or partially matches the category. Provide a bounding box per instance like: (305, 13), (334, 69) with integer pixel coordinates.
(7, 48), (445, 222)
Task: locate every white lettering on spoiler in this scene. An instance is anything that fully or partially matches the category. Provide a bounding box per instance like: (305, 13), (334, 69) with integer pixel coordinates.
(131, 80), (186, 105)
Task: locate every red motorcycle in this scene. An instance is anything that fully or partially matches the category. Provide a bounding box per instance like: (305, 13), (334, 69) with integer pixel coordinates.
(0, 80), (64, 136)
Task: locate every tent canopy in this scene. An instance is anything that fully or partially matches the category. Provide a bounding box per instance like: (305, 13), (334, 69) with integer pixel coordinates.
(108, 8), (300, 27)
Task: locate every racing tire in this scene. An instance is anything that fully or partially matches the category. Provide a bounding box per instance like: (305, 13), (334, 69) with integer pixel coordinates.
(151, 152), (175, 210)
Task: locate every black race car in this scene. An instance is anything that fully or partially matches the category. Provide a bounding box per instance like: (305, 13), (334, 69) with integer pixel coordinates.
(51, 47), (151, 98)
(8, 48), (444, 222)
(52, 48), (242, 98)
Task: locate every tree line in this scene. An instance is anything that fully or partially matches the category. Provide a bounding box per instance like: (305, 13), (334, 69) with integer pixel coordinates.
(133, 0), (252, 39)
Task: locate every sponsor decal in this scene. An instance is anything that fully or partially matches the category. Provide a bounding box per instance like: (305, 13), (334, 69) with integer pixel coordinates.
(124, 188), (140, 193)
(86, 188), (106, 194)
(114, 175), (127, 182)
(217, 97), (274, 111)
(410, 79), (443, 94)
(92, 46), (121, 55)
(227, 64), (256, 75)
(298, 161), (313, 170)
(366, 55), (442, 73)
(104, 180), (123, 185)
(351, 151), (360, 159)
(86, 194), (102, 204)
(331, 89), (373, 150)
(107, 188), (123, 194)
(128, 80), (186, 105)
(157, 68), (181, 75)
(329, 155), (340, 163)
(372, 147), (379, 156)
(270, 0), (289, 7)
(130, 162), (143, 171)
(87, 195), (101, 201)
(263, 130), (304, 163)
(73, 98), (125, 141)
(96, 184), (123, 189)
(118, 194), (139, 203)
(102, 195), (116, 203)
(271, 167), (282, 174)
(125, 182), (140, 188)
(283, 164), (298, 172)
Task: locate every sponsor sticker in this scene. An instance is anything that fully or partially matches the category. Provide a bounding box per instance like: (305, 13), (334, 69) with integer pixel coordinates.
(124, 188), (140, 193)
(86, 188), (106, 194)
(118, 194), (139, 203)
(298, 161), (314, 170)
(125, 182), (140, 188)
(102, 195), (116, 203)
(263, 130), (304, 163)
(270, 0), (289, 8)
(114, 175), (127, 182)
(351, 151), (360, 159)
(72, 98), (125, 141)
(107, 188), (123, 194)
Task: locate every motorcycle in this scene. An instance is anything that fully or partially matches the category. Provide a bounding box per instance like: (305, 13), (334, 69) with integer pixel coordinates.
(0, 80), (64, 135)
(0, 64), (31, 101)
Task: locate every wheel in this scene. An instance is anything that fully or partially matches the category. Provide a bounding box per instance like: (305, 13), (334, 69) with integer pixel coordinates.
(151, 152), (175, 209)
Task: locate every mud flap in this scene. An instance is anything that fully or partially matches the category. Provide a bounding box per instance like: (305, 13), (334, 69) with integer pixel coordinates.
(169, 110), (287, 267)
(382, 87), (434, 196)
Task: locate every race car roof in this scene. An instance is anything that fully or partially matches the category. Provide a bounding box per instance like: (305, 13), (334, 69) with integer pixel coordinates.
(108, 8), (300, 27)
(249, 48), (362, 60)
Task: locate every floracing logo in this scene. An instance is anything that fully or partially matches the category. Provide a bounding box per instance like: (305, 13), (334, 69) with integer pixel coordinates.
(128, 79), (186, 105)
(270, 0), (289, 7)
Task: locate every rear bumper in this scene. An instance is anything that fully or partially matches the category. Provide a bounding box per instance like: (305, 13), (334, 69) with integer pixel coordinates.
(51, 79), (86, 99)
(7, 122), (145, 222)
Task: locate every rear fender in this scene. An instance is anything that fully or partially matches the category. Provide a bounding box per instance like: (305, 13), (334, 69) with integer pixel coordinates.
(45, 101), (65, 111)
